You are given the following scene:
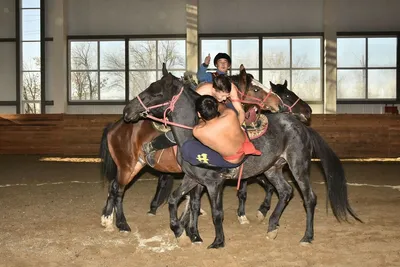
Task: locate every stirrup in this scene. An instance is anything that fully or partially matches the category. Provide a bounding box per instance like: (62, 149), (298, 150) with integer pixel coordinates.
(145, 151), (156, 168)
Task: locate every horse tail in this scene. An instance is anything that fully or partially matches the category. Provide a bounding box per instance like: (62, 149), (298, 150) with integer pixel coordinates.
(307, 127), (362, 223)
(99, 123), (117, 183)
(154, 174), (175, 208)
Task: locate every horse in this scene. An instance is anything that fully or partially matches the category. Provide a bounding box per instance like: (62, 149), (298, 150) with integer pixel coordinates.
(122, 68), (361, 248)
(99, 66), (284, 232)
(148, 77), (313, 225)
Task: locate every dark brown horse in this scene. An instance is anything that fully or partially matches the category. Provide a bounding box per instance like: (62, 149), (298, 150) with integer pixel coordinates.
(100, 68), (284, 232)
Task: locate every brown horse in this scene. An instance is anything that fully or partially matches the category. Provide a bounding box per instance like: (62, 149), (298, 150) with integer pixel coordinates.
(100, 69), (284, 232)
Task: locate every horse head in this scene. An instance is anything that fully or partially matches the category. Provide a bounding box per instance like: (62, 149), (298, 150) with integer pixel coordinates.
(236, 65), (284, 113)
(270, 80), (312, 125)
(123, 73), (183, 122)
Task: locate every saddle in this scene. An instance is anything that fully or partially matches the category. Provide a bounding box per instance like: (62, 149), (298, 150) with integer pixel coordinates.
(243, 107), (269, 140)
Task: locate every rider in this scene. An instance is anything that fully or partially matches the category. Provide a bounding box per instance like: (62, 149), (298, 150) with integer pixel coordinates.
(142, 75), (244, 167)
(197, 52), (231, 83)
(182, 95), (261, 167)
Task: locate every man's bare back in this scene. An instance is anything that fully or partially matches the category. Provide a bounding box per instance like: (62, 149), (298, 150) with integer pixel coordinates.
(193, 106), (246, 163)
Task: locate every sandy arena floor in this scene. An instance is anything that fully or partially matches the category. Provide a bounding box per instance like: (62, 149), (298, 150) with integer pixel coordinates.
(0, 155), (399, 267)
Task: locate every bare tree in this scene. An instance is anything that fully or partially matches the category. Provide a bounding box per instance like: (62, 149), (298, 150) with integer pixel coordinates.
(70, 42), (107, 100)
(22, 57), (41, 113)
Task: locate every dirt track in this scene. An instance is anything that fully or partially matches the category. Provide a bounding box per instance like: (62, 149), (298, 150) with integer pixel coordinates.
(1, 155), (399, 267)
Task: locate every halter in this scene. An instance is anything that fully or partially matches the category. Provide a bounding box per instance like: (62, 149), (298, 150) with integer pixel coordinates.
(282, 98), (300, 113)
(136, 86), (194, 130)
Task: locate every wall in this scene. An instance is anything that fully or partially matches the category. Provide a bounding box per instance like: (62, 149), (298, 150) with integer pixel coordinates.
(0, 114), (399, 158)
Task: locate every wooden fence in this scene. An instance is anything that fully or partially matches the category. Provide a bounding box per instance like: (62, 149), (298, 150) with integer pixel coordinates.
(0, 114), (399, 158)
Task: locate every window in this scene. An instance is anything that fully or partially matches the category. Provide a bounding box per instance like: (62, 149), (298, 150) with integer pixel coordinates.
(68, 38), (186, 101)
(262, 37), (322, 101)
(69, 40), (125, 101)
(21, 0), (41, 113)
(129, 39), (186, 98)
(337, 37), (397, 100)
(200, 38), (259, 79)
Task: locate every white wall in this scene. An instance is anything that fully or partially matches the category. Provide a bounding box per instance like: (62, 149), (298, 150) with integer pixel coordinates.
(199, 0), (324, 33)
(0, 0), (15, 38)
(0, 43), (16, 101)
(67, 0), (187, 35)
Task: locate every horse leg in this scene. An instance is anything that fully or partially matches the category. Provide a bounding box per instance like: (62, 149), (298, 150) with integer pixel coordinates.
(168, 175), (198, 239)
(204, 179), (225, 249)
(101, 179), (118, 231)
(286, 157), (316, 244)
(148, 174), (174, 216)
(184, 184), (204, 243)
(237, 180), (250, 224)
(114, 163), (145, 232)
(264, 165), (293, 240)
(256, 175), (276, 222)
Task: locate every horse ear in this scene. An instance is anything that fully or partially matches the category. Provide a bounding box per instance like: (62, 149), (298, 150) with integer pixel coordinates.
(162, 62), (168, 77)
(283, 80), (288, 88)
(269, 81), (276, 88)
(239, 64), (247, 92)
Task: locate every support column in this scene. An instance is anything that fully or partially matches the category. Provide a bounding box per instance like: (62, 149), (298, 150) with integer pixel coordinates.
(323, 0), (337, 114)
(49, 0), (68, 113)
(186, 0), (199, 78)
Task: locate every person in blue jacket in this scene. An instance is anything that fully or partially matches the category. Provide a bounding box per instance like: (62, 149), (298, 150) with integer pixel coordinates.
(197, 52), (232, 83)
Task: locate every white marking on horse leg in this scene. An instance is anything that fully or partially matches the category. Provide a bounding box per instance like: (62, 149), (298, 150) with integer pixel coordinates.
(256, 210), (265, 222)
(267, 229), (278, 240)
(100, 209), (114, 231)
(238, 215), (250, 225)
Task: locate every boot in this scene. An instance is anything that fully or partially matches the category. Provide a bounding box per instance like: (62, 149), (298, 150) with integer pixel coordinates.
(142, 142), (157, 167)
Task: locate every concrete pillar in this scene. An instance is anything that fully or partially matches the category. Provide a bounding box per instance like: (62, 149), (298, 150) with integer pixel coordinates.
(48, 0), (68, 113)
(185, 0), (199, 78)
(323, 0), (337, 114)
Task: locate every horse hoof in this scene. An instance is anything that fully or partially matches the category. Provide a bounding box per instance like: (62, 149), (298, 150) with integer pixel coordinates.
(147, 211), (156, 216)
(256, 210), (265, 222)
(207, 240), (224, 249)
(200, 208), (207, 216)
(100, 215), (113, 228)
(267, 229), (278, 240)
(238, 215), (250, 225)
(300, 241), (312, 246)
(117, 223), (131, 232)
(191, 235), (203, 244)
(103, 226), (115, 232)
(177, 234), (192, 247)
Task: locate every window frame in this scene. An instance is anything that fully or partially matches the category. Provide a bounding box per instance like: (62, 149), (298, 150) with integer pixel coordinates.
(199, 33), (324, 104)
(67, 34), (186, 105)
(337, 32), (400, 104)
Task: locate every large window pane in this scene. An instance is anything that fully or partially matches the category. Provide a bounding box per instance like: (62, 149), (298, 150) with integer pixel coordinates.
(70, 42), (98, 70)
(22, 72), (41, 100)
(22, 42), (40, 71)
(368, 38), (397, 67)
(129, 41), (156, 69)
(337, 38), (366, 68)
(292, 39), (320, 68)
(100, 72), (125, 100)
(70, 71), (99, 100)
(263, 39), (290, 68)
(200, 40), (229, 66)
(22, 0), (40, 8)
(263, 70), (290, 88)
(158, 40), (186, 69)
(129, 71), (157, 98)
(232, 39), (259, 68)
(368, 70), (396, 99)
(22, 9), (40, 41)
(100, 41), (125, 70)
(292, 70), (321, 101)
(337, 70), (366, 99)
(23, 102), (40, 114)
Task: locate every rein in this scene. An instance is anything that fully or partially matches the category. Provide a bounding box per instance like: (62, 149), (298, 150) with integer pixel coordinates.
(137, 86), (194, 130)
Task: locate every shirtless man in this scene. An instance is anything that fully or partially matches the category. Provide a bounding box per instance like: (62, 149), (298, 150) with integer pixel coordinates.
(143, 75), (244, 167)
(181, 95), (261, 168)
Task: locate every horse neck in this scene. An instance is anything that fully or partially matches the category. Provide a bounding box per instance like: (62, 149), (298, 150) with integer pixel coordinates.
(168, 86), (199, 147)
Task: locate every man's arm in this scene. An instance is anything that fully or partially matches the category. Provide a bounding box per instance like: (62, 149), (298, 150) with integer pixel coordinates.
(229, 83), (245, 124)
(197, 63), (212, 83)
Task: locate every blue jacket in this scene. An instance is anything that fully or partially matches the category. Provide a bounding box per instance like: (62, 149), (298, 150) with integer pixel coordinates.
(197, 63), (226, 83)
